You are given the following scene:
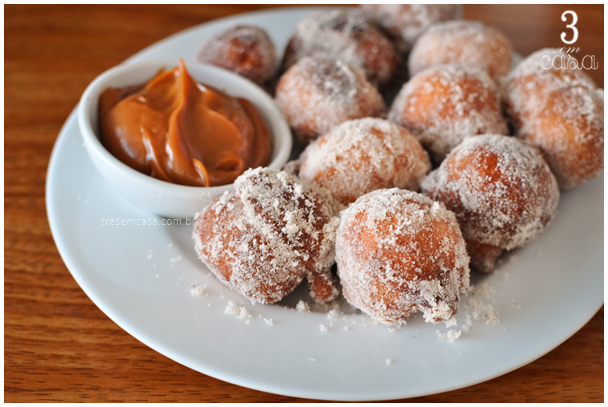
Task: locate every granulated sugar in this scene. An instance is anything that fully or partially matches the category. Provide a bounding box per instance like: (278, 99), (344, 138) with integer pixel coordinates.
(275, 57), (386, 141)
(196, 25), (276, 85)
(193, 168), (340, 304)
(336, 189), (470, 326)
(389, 64), (507, 162)
(463, 282), (500, 324)
(283, 8), (398, 85)
(421, 135), (560, 251)
(327, 309), (343, 320)
(361, 4), (463, 53)
(444, 317), (457, 328)
(501, 48), (603, 188)
(190, 285), (205, 296)
(296, 300), (310, 312)
(409, 20), (513, 81)
(438, 329), (462, 342)
(225, 301), (252, 320)
(298, 118), (431, 205)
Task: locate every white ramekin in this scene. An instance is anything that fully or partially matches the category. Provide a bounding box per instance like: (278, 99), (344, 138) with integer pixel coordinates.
(78, 60), (291, 218)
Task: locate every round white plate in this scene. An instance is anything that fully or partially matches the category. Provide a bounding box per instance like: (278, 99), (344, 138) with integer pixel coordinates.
(46, 7), (603, 401)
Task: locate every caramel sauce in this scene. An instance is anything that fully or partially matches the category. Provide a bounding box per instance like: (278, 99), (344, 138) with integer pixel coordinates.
(99, 60), (272, 187)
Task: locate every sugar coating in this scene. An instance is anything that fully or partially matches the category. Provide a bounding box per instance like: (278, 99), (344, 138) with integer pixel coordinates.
(193, 168), (340, 304)
(502, 48), (597, 123)
(502, 48), (603, 188)
(421, 134), (560, 251)
(336, 188), (470, 326)
(409, 20), (513, 81)
(298, 118), (431, 206)
(360, 4), (462, 53)
(282, 8), (398, 86)
(532, 86), (604, 187)
(389, 64), (508, 163)
(275, 57), (386, 143)
(197, 25), (276, 85)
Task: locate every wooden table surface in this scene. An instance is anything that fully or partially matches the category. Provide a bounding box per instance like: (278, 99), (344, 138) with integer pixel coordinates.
(4, 4), (604, 402)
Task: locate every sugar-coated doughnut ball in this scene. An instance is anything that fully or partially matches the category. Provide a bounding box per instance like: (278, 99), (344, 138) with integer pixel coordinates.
(502, 48), (597, 127)
(336, 188), (470, 325)
(389, 64), (508, 163)
(193, 168), (340, 304)
(197, 25), (276, 86)
(298, 118), (431, 206)
(275, 57), (386, 143)
(409, 20), (513, 81)
(502, 48), (603, 188)
(421, 134), (560, 273)
(530, 86), (603, 188)
(281, 8), (399, 87)
(360, 4), (462, 53)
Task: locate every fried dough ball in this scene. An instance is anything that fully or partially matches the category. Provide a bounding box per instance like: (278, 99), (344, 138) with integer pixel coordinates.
(421, 134), (560, 273)
(275, 57), (386, 143)
(502, 49), (597, 127)
(281, 8), (399, 87)
(193, 168), (340, 304)
(360, 4), (462, 53)
(197, 25), (276, 87)
(336, 188), (470, 325)
(530, 86), (604, 188)
(409, 20), (513, 82)
(298, 118), (431, 206)
(502, 48), (604, 188)
(389, 64), (508, 164)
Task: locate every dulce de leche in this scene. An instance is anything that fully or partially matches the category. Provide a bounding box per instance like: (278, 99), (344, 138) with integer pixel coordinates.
(98, 60), (272, 187)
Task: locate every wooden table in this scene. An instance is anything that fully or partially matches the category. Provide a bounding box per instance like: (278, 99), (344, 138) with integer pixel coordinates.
(4, 4), (603, 402)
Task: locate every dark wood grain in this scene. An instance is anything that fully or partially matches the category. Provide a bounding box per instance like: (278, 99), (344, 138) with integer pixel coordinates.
(4, 4), (604, 402)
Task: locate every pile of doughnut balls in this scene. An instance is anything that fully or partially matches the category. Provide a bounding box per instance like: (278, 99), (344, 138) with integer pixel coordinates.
(194, 5), (603, 326)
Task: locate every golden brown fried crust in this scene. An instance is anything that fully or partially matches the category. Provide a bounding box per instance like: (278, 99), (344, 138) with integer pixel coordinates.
(298, 118), (430, 206)
(389, 65), (507, 163)
(421, 135), (560, 273)
(195, 194), (303, 303)
(336, 189), (470, 325)
(409, 20), (512, 81)
(465, 239), (503, 273)
(521, 86), (604, 188)
(197, 25), (276, 86)
(193, 169), (340, 304)
(275, 58), (386, 143)
(280, 9), (399, 87)
(501, 49), (603, 188)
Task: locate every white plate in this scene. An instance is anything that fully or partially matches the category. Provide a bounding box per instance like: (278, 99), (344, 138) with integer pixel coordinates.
(46, 7), (603, 401)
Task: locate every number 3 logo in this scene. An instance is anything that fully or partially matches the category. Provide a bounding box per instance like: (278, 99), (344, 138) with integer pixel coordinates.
(561, 10), (579, 44)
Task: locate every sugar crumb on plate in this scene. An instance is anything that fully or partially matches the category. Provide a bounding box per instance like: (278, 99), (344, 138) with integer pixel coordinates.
(225, 301), (252, 320)
(438, 329), (462, 342)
